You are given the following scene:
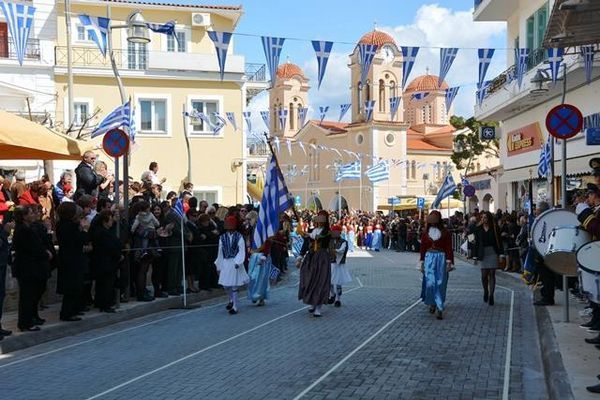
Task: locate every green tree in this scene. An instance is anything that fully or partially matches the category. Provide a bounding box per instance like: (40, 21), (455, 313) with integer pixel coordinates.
(450, 116), (500, 172)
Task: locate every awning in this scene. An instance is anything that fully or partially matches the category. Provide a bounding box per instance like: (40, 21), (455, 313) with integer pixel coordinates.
(499, 156), (593, 183)
(378, 196), (463, 211)
(0, 110), (91, 160)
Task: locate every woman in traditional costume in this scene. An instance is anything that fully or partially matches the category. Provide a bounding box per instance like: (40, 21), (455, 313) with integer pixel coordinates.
(329, 225), (352, 307)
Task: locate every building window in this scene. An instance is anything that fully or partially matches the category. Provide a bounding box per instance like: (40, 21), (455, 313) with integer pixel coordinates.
(289, 103), (295, 130)
(365, 80), (371, 103)
(193, 190), (218, 205)
(390, 80), (396, 99)
(309, 142), (319, 181)
(378, 79), (385, 112)
(139, 99), (167, 134)
(73, 102), (89, 126)
(385, 133), (395, 146)
(128, 42), (147, 70)
(436, 161), (442, 180)
(190, 99), (218, 133)
(421, 107), (426, 123)
(167, 32), (186, 52)
(526, 4), (548, 50)
(406, 160), (410, 180)
(356, 133), (364, 145)
(76, 25), (93, 42)
(356, 82), (362, 115)
(427, 104), (432, 124)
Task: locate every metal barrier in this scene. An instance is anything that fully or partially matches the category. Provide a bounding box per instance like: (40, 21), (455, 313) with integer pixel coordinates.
(451, 230), (468, 258)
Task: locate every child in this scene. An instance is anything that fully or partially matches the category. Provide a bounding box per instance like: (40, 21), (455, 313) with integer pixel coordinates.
(328, 225), (352, 307)
(61, 184), (75, 203)
(215, 215), (249, 314)
(131, 201), (160, 260)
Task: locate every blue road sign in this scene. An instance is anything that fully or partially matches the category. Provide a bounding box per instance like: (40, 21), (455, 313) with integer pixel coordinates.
(417, 197), (425, 210)
(545, 104), (583, 140)
(102, 128), (129, 157)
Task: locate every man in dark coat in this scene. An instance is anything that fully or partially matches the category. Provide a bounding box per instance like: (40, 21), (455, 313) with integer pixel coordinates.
(74, 151), (104, 201)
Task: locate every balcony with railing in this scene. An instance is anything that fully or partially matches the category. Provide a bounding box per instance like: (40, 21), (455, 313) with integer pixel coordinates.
(473, 0), (517, 21)
(0, 38), (41, 62)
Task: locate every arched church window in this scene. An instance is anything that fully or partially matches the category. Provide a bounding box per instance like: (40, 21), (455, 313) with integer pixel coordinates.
(378, 79), (385, 112)
(356, 82), (362, 115)
(365, 80), (371, 103)
(427, 105), (433, 124)
(411, 160), (416, 180)
(406, 160), (410, 180)
(390, 81), (396, 99)
(289, 102), (295, 130)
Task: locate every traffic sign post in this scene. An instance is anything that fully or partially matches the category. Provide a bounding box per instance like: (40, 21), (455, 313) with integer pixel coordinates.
(479, 126), (496, 140)
(102, 128), (130, 157)
(463, 185), (476, 197)
(417, 197), (425, 210)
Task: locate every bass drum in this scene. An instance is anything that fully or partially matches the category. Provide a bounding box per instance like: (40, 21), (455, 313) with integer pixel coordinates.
(545, 225), (591, 276)
(530, 209), (579, 256)
(577, 242), (600, 304)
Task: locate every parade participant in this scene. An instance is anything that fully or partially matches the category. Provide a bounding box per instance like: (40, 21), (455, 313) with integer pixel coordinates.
(419, 210), (454, 320)
(247, 239), (274, 307)
(215, 215), (249, 315)
(372, 223), (383, 252)
(298, 210), (332, 317)
(328, 225), (351, 307)
(474, 211), (502, 306)
(365, 224), (373, 250)
(347, 224), (355, 252)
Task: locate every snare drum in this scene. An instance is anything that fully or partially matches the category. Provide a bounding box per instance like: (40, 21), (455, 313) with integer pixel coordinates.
(578, 241), (600, 303)
(531, 209), (579, 256)
(544, 225), (591, 276)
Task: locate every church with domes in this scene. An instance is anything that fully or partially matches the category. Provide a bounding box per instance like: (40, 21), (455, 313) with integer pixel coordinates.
(269, 29), (460, 212)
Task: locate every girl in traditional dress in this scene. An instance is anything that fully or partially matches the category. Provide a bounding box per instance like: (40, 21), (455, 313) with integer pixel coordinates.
(298, 210), (332, 317)
(247, 243), (273, 307)
(328, 225), (352, 307)
(419, 210), (454, 320)
(371, 223), (383, 252)
(347, 224), (355, 252)
(215, 216), (249, 315)
(365, 224), (373, 250)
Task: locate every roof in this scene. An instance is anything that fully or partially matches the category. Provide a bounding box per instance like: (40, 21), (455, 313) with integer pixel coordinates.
(358, 30), (396, 47)
(310, 120), (348, 134)
(405, 74), (449, 92)
(407, 138), (451, 151)
(99, 0), (242, 10)
(277, 63), (306, 80)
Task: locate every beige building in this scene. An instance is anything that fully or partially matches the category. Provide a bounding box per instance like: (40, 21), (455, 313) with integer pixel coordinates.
(271, 30), (460, 212)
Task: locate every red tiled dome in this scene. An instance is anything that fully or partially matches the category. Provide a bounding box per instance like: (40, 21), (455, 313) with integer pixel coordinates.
(358, 30), (396, 47)
(405, 75), (449, 92)
(276, 63), (305, 79)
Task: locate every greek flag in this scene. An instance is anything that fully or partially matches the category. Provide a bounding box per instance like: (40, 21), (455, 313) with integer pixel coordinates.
(585, 113), (600, 129)
(319, 106), (329, 125)
(411, 92), (429, 101)
(146, 20), (175, 35)
(273, 136), (280, 153)
(261, 36), (285, 86)
(335, 161), (361, 182)
(538, 135), (552, 178)
(78, 15), (110, 57)
(476, 80), (492, 107)
(298, 141), (306, 155)
(478, 48), (495, 89)
(0, 1), (35, 66)
(431, 174), (457, 209)
(269, 265), (281, 281)
(358, 43), (378, 86)
(298, 106), (308, 127)
(243, 111), (252, 133)
(581, 45), (595, 84)
(173, 198), (185, 219)
(211, 112), (227, 134)
(389, 97), (401, 121)
(364, 100), (375, 122)
(365, 160), (389, 183)
(226, 111), (237, 131)
(515, 48), (530, 88)
(91, 101), (131, 138)
(129, 105), (136, 142)
(286, 139), (292, 156)
(439, 48), (459, 87)
(547, 48), (564, 84)
(445, 87), (459, 112)
(312, 40), (333, 89)
(339, 103), (351, 122)
(252, 155), (291, 249)
(401, 46), (419, 89)
(461, 176), (470, 186)
(260, 111), (270, 131)
(207, 31), (232, 81)
(278, 108), (288, 130)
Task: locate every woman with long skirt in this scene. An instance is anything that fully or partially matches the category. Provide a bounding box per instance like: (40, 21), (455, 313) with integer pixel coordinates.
(474, 211), (501, 306)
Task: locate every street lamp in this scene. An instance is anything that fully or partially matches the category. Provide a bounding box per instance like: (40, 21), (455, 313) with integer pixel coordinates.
(126, 12), (151, 44)
(530, 69), (551, 94)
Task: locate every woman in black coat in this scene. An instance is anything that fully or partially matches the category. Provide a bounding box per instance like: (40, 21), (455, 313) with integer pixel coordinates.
(56, 202), (89, 321)
(12, 205), (52, 331)
(474, 211), (502, 305)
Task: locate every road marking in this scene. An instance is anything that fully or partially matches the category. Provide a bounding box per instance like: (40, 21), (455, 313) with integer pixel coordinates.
(85, 286), (363, 400)
(498, 285), (515, 400)
(356, 277), (364, 288)
(292, 298), (422, 400)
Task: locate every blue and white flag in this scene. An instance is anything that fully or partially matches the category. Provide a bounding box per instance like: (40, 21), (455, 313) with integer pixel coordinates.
(460, 175), (470, 187)
(584, 113), (600, 129)
(478, 48), (495, 89)
(298, 106), (308, 127)
(172, 198), (185, 219)
(444, 87), (460, 112)
(439, 48), (459, 87)
(311, 40), (333, 90)
(581, 45), (595, 84)
(78, 15), (110, 57)
(389, 96), (401, 121)
(0, 1), (36, 66)
(319, 106), (329, 125)
(358, 43), (379, 86)
(538, 135), (552, 178)
(298, 141), (306, 155)
(226, 111), (237, 131)
(260, 110), (270, 131)
(364, 100), (375, 122)
(339, 103), (351, 122)
(273, 136), (280, 153)
(335, 161), (361, 182)
(365, 160), (389, 183)
(401, 46), (419, 89)
(207, 31), (233, 81)
(431, 174), (457, 209)
(146, 20), (175, 36)
(91, 101), (131, 138)
(252, 155), (291, 249)
(476, 80), (492, 107)
(515, 48), (530, 89)
(243, 111), (252, 133)
(286, 139), (292, 156)
(261, 36), (285, 86)
(547, 48), (564, 84)
(129, 105), (136, 142)
(411, 92), (429, 101)
(211, 112), (227, 134)
(278, 108), (288, 130)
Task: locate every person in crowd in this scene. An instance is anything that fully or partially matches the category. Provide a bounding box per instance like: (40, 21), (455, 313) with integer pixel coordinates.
(346, 223), (355, 252)
(0, 212), (14, 337)
(196, 213), (220, 291)
(18, 180), (41, 206)
(398, 218), (408, 252)
(419, 210), (454, 320)
(94, 160), (114, 201)
(74, 151), (105, 200)
(198, 200), (208, 214)
(150, 204), (168, 298)
(10, 170), (26, 203)
(474, 211), (502, 306)
(12, 205), (52, 331)
(52, 171), (73, 205)
(371, 223), (383, 252)
(328, 225), (351, 308)
(61, 184), (75, 203)
(39, 176), (55, 227)
(247, 235), (274, 307)
(130, 201), (159, 302)
(215, 215), (249, 315)
(530, 201), (556, 306)
(185, 209), (200, 293)
(164, 201), (186, 295)
(0, 175), (14, 223)
(145, 162), (166, 186)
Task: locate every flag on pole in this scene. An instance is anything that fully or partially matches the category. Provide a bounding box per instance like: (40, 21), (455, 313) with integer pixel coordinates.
(78, 15), (110, 57)
(129, 104), (136, 142)
(411, 92), (429, 101)
(581, 45), (595, 84)
(278, 108), (288, 130)
(476, 80), (492, 107)
(515, 48), (530, 88)
(444, 87), (459, 113)
(298, 141), (306, 155)
(547, 48), (564, 84)
(298, 106), (308, 127)
(243, 111), (252, 133)
(335, 161), (361, 182)
(358, 43), (379, 86)
(311, 40), (333, 89)
(286, 139), (292, 156)
(319, 106), (329, 125)
(439, 48), (459, 86)
(146, 20), (176, 35)
(365, 160), (389, 183)
(401, 46), (419, 89)
(477, 48), (495, 89)
(364, 100), (375, 122)
(261, 36), (285, 86)
(0, 1), (36, 66)
(207, 31), (233, 81)
(339, 103), (351, 122)
(226, 111), (237, 131)
(460, 175), (470, 187)
(91, 101), (131, 138)
(173, 197), (185, 219)
(389, 97), (401, 121)
(538, 135), (552, 178)
(252, 155), (292, 249)
(273, 136), (280, 153)
(431, 174), (457, 209)
(260, 111), (270, 131)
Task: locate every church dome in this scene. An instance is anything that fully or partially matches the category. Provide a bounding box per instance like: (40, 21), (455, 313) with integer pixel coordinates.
(357, 30), (396, 47)
(405, 74), (449, 92)
(276, 63), (306, 79)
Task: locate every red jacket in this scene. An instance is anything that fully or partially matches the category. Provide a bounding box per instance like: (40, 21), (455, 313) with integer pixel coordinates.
(420, 228), (454, 265)
(18, 190), (38, 206)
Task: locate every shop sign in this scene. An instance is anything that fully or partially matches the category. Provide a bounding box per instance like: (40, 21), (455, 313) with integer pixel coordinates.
(506, 122), (543, 156)
(472, 180), (491, 190)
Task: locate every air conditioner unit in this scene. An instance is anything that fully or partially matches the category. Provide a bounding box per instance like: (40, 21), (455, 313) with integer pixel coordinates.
(191, 13), (211, 27)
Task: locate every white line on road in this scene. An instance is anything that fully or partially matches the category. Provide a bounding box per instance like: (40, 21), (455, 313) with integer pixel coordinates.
(292, 297), (422, 400)
(498, 285), (515, 400)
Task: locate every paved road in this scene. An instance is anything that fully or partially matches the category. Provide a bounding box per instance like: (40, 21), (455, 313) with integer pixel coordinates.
(0, 250), (547, 400)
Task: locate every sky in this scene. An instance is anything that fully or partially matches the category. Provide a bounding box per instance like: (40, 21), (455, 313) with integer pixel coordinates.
(150, 0), (508, 121)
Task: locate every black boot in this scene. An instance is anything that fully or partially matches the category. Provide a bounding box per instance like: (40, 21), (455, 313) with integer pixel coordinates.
(587, 383), (600, 393)
(585, 334), (600, 344)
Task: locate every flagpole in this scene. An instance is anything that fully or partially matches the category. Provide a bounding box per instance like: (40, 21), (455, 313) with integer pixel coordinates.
(359, 171), (363, 212)
(180, 215), (187, 308)
(65, 0), (75, 126)
(182, 104), (192, 183)
(264, 133), (300, 220)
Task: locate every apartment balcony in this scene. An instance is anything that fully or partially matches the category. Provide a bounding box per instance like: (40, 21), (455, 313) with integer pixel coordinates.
(0, 38), (41, 62)
(473, 0), (518, 21)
